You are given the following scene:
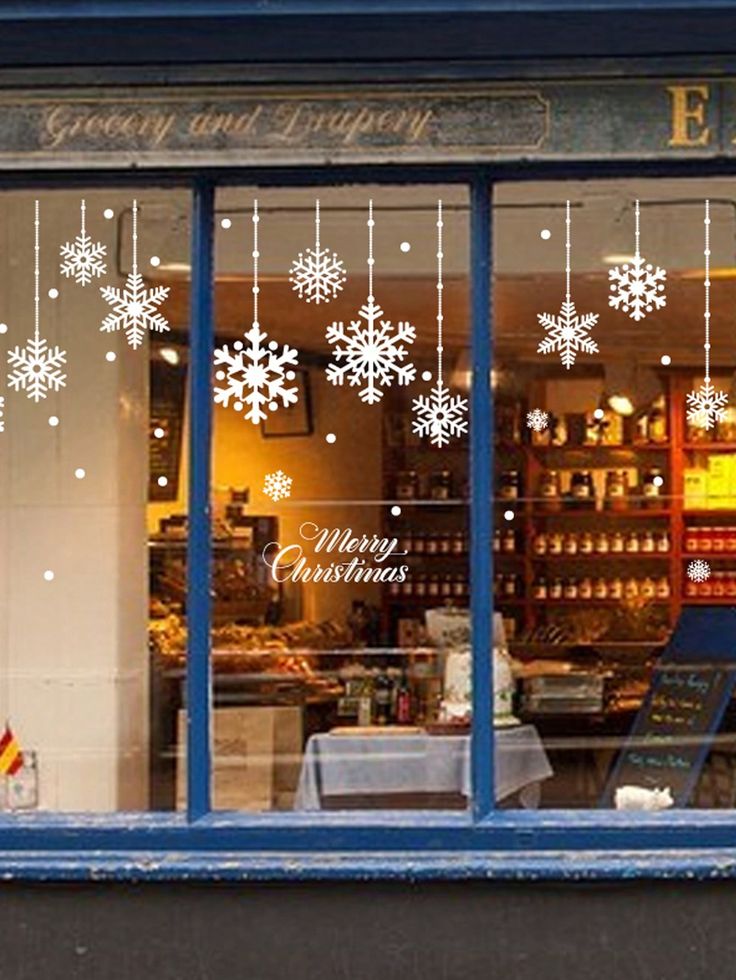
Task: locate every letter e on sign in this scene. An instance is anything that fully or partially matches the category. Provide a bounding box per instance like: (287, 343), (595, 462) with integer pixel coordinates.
(667, 84), (711, 147)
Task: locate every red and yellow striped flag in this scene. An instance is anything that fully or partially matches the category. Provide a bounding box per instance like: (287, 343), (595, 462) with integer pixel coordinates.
(0, 724), (23, 776)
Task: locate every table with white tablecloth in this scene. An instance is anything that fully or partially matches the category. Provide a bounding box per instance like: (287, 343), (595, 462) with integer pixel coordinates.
(294, 724), (553, 810)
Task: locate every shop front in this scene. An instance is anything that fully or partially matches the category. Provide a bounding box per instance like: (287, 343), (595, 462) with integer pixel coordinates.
(4, 3), (736, 976)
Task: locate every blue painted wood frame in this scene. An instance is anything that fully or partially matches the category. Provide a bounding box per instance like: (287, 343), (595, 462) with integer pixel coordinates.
(0, 160), (735, 876)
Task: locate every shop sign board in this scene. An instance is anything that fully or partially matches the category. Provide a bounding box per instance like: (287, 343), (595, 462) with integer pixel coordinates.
(0, 81), (734, 167)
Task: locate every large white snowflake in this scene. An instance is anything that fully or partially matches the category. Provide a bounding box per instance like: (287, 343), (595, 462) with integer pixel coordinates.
(100, 272), (170, 349)
(289, 245), (346, 304)
(263, 469), (293, 502)
(412, 379), (468, 447)
(608, 256), (666, 322)
(326, 297), (416, 404)
(687, 559), (711, 584)
(8, 337), (67, 402)
(686, 380), (728, 430)
(214, 323), (299, 425)
(537, 300), (599, 369)
(60, 231), (107, 286)
(527, 408), (549, 433)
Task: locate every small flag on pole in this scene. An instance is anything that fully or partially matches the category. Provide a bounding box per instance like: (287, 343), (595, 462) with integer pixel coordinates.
(0, 724), (23, 776)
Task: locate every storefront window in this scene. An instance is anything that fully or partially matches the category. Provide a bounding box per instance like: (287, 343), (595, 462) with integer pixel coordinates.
(201, 185), (472, 811)
(0, 189), (190, 811)
(495, 178), (736, 810)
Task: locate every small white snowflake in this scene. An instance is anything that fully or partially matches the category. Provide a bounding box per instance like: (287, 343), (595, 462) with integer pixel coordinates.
(686, 380), (728, 430)
(688, 559), (711, 584)
(100, 272), (170, 349)
(214, 323), (299, 425)
(527, 408), (549, 433)
(7, 336), (67, 402)
(263, 469), (293, 502)
(537, 300), (599, 369)
(60, 221), (107, 286)
(0, 394), (4, 433)
(326, 296), (416, 404)
(412, 379), (468, 447)
(290, 245), (346, 304)
(609, 255), (667, 322)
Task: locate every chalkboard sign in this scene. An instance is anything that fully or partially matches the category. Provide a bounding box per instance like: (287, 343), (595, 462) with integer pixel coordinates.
(149, 355), (186, 502)
(603, 607), (736, 807)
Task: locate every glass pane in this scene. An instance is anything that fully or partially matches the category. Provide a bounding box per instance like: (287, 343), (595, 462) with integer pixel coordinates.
(0, 189), (190, 811)
(494, 177), (736, 810)
(210, 185), (472, 811)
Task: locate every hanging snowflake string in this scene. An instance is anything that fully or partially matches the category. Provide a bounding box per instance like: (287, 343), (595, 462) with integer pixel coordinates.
(686, 201), (728, 430)
(7, 201), (67, 403)
(60, 199), (107, 286)
(100, 200), (170, 349)
(263, 469), (293, 502)
(0, 395), (4, 433)
(214, 200), (299, 425)
(412, 200), (468, 447)
(289, 199), (346, 304)
(608, 200), (667, 321)
(326, 200), (416, 404)
(538, 200), (599, 369)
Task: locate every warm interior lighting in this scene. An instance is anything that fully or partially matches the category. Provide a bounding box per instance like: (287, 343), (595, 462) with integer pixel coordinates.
(159, 347), (180, 366)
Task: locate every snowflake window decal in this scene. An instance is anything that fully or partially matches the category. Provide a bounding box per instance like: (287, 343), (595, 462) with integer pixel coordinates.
(412, 200), (468, 447)
(263, 470), (293, 502)
(687, 559), (712, 584)
(608, 200), (667, 321)
(537, 200), (599, 369)
(526, 408), (549, 433)
(60, 199), (107, 286)
(214, 201), (300, 425)
(325, 200), (416, 405)
(99, 200), (170, 350)
(687, 201), (728, 431)
(289, 199), (346, 304)
(7, 201), (67, 403)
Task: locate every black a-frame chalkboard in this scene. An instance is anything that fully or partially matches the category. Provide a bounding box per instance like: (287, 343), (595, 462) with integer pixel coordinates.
(602, 607), (736, 807)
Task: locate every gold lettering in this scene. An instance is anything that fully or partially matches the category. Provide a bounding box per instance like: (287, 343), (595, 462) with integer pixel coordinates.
(668, 84), (710, 147)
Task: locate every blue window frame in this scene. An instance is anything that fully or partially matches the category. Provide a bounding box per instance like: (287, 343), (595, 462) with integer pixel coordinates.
(3, 158), (736, 880)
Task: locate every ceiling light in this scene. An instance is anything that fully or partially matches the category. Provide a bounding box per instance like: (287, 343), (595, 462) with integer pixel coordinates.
(160, 347), (180, 366)
(602, 253), (637, 266)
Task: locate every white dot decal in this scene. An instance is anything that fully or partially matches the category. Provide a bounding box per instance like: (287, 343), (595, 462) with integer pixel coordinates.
(0, 323), (7, 334)
(653, 475), (664, 488)
(43, 570), (55, 582)
(400, 242), (411, 253)
(157, 476), (168, 488)
(104, 209), (114, 220)
(422, 370), (433, 382)
(325, 433), (337, 444)
(105, 351), (116, 362)
(593, 408), (605, 420)
(540, 229), (551, 240)
(48, 415), (59, 427)
(504, 510), (515, 522)
(74, 468), (86, 480)
(391, 506), (402, 517)
(153, 427), (165, 439)
(149, 256), (161, 268)
(48, 288), (59, 299)
(660, 354), (672, 366)
(220, 218), (232, 229)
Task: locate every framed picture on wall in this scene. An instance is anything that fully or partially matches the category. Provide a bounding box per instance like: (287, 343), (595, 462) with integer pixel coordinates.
(261, 369), (313, 438)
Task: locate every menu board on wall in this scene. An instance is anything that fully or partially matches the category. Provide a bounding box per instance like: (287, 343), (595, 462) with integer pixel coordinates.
(603, 607), (736, 807)
(149, 357), (186, 502)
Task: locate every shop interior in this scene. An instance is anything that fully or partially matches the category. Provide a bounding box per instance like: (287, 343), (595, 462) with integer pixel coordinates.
(2, 180), (736, 813)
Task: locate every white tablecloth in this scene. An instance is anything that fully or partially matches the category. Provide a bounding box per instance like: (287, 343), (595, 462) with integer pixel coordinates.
(294, 724), (553, 809)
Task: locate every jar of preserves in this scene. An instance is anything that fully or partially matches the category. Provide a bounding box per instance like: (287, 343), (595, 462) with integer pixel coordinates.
(642, 467), (665, 508)
(604, 470), (628, 511)
(538, 470), (562, 512)
(502, 529), (516, 554)
(684, 527), (700, 553)
(624, 577), (639, 600)
(415, 577), (427, 597)
(570, 470), (595, 510)
(726, 573), (736, 599)
(611, 531), (625, 554)
(396, 470), (420, 500)
(533, 532), (548, 556)
(548, 532), (564, 555)
(579, 531), (594, 554)
(426, 534), (439, 555)
(563, 578), (578, 600)
(492, 529), (501, 553)
(593, 532), (609, 555)
(428, 575), (441, 598)
(579, 576), (593, 600)
(593, 577), (609, 600)
(712, 527), (727, 554)
(609, 577), (624, 600)
(452, 532), (465, 555)
(499, 470), (521, 501)
(641, 531), (656, 554)
(648, 398), (668, 444)
(564, 533), (579, 555)
(429, 470), (453, 501)
(656, 531), (671, 554)
(625, 531), (640, 554)
(549, 577), (564, 600)
(700, 528), (713, 553)
(439, 533), (452, 554)
(656, 576), (671, 599)
(533, 577), (548, 600)
(640, 576), (656, 600)
(713, 572), (727, 598)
